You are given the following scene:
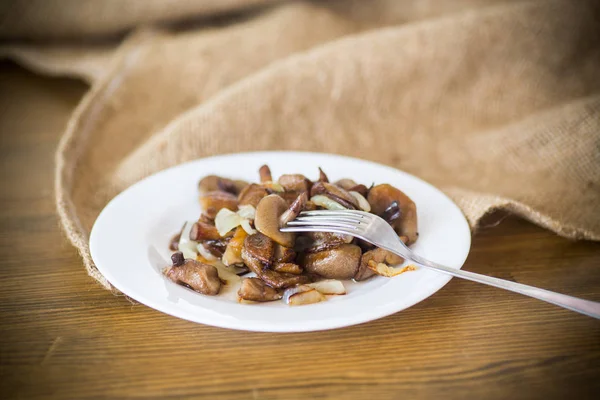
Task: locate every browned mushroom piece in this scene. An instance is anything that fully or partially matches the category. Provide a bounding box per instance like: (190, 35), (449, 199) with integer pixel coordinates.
(238, 278), (282, 302)
(189, 221), (221, 241)
(317, 167), (329, 183)
(254, 194), (295, 247)
(278, 174), (312, 193)
(237, 183), (269, 207)
(198, 175), (247, 195)
(310, 182), (359, 209)
(302, 244), (362, 280)
(258, 165), (272, 183)
(368, 184), (418, 245)
(164, 256), (221, 295)
(273, 243), (296, 263)
(272, 262), (303, 275)
(199, 191), (239, 219)
(354, 248), (405, 281)
(221, 227), (248, 266)
(241, 245), (309, 289)
(304, 231), (353, 253)
(279, 191), (308, 226)
(243, 232), (275, 264)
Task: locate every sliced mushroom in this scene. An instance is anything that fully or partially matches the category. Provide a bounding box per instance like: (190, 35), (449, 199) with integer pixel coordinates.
(199, 191), (239, 219)
(302, 244), (362, 280)
(164, 255), (221, 295)
(304, 231), (353, 253)
(243, 232), (275, 264)
(254, 194), (295, 247)
(310, 182), (359, 210)
(317, 167), (329, 183)
(279, 191), (308, 226)
(189, 221), (221, 241)
(274, 244), (296, 263)
(259, 165), (272, 183)
(368, 184), (418, 245)
(355, 248), (405, 281)
(241, 246), (309, 288)
(238, 183), (269, 208)
(278, 174), (311, 193)
(221, 227), (248, 266)
(273, 262), (303, 275)
(238, 278), (282, 302)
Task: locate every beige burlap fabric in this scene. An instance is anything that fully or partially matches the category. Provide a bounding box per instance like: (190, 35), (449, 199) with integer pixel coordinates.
(1, 0), (598, 291)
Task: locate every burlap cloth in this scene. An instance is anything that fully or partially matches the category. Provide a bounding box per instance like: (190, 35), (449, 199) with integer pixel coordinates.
(1, 0), (598, 291)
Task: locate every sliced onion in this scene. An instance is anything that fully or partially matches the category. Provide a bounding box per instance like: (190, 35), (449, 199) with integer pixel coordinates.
(196, 242), (218, 261)
(349, 191), (371, 212)
(237, 204), (256, 220)
(240, 219), (257, 235)
(307, 280), (346, 295)
(178, 221), (199, 259)
(310, 195), (347, 210)
(215, 208), (243, 236)
(367, 261), (417, 277)
(211, 260), (242, 283)
(284, 285), (326, 305)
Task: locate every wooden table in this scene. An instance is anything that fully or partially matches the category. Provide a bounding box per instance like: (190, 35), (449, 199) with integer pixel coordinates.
(1, 62), (599, 399)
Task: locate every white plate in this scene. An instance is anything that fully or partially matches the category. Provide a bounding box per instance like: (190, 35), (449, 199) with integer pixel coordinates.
(90, 152), (471, 332)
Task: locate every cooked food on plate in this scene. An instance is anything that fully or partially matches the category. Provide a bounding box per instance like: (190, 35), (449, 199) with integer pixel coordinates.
(164, 165), (418, 305)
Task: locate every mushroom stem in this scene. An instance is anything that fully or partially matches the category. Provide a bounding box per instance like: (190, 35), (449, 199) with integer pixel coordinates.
(279, 191), (308, 226)
(259, 165), (272, 183)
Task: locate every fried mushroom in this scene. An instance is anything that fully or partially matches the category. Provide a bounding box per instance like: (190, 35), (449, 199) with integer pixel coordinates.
(302, 244), (362, 280)
(368, 184), (418, 245)
(238, 278), (282, 302)
(164, 252), (221, 295)
(199, 191), (238, 219)
(254, 194), (295, 247)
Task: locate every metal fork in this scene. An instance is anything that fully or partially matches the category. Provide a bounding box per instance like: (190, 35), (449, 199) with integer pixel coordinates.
(281, 210), (600, 319)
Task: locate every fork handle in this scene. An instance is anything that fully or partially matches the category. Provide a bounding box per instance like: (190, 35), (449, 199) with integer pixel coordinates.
(401, 251), (600, 319)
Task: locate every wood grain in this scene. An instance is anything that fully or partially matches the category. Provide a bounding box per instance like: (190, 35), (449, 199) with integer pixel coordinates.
(0, 62), (599, 400)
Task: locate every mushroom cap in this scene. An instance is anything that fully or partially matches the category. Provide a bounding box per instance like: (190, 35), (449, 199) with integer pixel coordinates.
(254, 194), (295, 247)
(367, 184), (418, 245)
(302, 244), (362, 280)
(278, 174), (311, 192)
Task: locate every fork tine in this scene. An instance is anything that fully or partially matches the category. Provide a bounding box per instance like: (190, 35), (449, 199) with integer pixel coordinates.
(280, 226), (365, 238)
(285, 220), (361, 230)
(300, 210), (373, 218)
(294, 215), (364, 224)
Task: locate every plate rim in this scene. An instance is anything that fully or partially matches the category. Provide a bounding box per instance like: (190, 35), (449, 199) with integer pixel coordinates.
(90, 151), (471, 332)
